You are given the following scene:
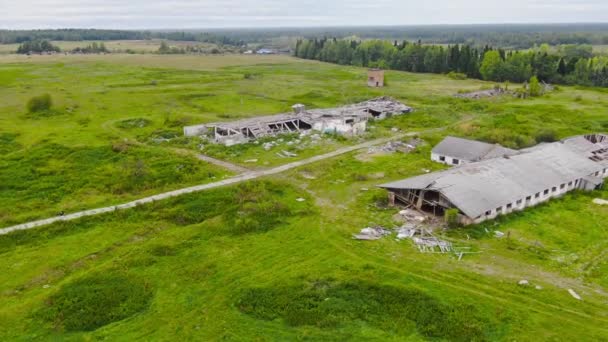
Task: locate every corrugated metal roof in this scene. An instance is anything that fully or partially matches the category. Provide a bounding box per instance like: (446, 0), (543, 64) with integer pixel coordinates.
(381, 136), (608, 218)
(431, 136), (517, 162)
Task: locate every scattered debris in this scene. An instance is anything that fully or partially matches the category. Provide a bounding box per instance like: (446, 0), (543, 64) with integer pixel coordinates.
(42, 284), (51, 289)
(396, 224), (419, 239)
(244, 159), (258, 163)
(535, 285), (543, 290)
(495, 231), (505, 238)
(360, 188), (369, 191)
(455, 88), (509, 99)
(263, 142), (275, 151)
(296, 198), (306, 202)
(367, 139), (422, 154)
(276, 150), (298, 158)
(300, 171), (317, 180)
(399, 209), (427, 223)
(568, 289), (582, 300)
(593, 198), (608, 205)
(518, 280), (529, 286)
(413, 237), (452, 253)
(353, 226), (392, 240)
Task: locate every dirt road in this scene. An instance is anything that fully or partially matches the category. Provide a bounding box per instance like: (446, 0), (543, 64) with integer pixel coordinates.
(0, 133), (413, 235)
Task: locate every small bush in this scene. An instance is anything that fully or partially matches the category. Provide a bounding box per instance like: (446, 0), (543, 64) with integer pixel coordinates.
(116, 118), (152, 129)
(27, 94), (53, 113)
(445, 208), (461, 228)
(535, 129), (558, 143)
(37, 274), (153, 331)
(447, 72), (467, 80)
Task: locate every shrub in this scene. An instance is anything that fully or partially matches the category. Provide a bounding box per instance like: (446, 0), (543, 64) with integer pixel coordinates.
(26, 94), (53, 113)
(528, 76), (542, 97)
(445, 208), (461, 228)
(37, 274), (153, 331)
(447, 71), (467, 80)
(116, 118), (152, 129)
(535, 129), (558, 143)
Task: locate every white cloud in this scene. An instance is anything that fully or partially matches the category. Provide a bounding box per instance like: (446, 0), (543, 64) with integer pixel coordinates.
(1, 0), (607, 29)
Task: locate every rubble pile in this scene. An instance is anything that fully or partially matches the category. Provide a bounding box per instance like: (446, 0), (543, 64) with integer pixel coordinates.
(455, 88), (509, 99)
(353, 226), (392, 240)
(367, 139), (423, 154)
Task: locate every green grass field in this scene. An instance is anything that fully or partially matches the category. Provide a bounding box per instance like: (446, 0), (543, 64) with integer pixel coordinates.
(0, 54), (607, 340)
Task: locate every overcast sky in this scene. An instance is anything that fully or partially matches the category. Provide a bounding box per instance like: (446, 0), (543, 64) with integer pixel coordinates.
(2, 0), (608, 29)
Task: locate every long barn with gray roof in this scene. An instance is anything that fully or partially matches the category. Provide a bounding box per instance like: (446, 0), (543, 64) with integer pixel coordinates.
(380, 134), (608, 225)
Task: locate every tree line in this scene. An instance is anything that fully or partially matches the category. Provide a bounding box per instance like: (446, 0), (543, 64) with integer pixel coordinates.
(295, 38), (608, 87)
(0, 29), (245, 46)
(16, 40), (109, 54)
(16, 40), (60, 54)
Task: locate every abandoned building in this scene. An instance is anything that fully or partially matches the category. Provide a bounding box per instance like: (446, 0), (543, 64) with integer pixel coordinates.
(431, 136), (517, 165)
(183, 97), (412, 146)
(380, 134), (608, 225)
(367, 69), (385, 87)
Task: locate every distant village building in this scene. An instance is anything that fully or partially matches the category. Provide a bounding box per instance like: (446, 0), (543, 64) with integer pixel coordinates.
(368, 69), (385, 87)
(183, 97), (412, 146)
(380, 134), (608, 225)
(431, 136), (517, 166)
(256, 48), (277, 55)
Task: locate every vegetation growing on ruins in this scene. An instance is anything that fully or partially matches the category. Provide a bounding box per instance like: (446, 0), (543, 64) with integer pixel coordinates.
(0, 53), (607, 340)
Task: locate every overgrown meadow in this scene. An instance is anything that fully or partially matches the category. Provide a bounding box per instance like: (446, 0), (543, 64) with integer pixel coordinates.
(0, 54), (607, 340)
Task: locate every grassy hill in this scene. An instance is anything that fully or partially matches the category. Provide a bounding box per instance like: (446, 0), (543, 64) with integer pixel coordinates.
(0, 54), (607, 340)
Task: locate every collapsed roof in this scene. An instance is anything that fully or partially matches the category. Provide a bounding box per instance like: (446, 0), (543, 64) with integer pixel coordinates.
(183, 97), (413, 142)
(380, 134), (608, 219)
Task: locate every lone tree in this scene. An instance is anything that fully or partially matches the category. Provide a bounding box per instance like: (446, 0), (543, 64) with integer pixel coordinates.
(528, 76), (542, 97)
(27, 94), (53, 113)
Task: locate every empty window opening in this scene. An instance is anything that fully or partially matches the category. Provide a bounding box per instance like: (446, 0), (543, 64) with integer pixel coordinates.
(367, 109), (382, 117)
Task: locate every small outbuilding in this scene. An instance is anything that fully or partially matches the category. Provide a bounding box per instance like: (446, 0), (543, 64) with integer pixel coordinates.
(368, 69), (385, 87)
(431, 136), (517, 166)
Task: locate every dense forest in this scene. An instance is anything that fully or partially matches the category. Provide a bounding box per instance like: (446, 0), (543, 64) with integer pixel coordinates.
(294, 38), (608, 87)
(3, 25), (608, 50)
